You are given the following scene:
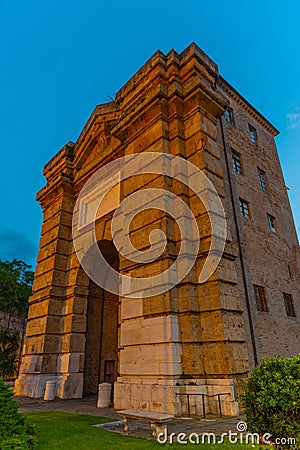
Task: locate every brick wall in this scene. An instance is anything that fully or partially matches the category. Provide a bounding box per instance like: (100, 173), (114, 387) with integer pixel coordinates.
(218, 79), (300, 368)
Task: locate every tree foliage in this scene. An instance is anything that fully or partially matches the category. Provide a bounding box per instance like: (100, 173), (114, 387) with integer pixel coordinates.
(0, 378), (36, 448)
(0, 329), (20, 380)
(0, 259), (34, 315)
(243, 354), (300, 449)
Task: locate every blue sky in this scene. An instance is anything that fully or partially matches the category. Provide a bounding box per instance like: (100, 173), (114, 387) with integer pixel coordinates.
(0, 0), (299, 267)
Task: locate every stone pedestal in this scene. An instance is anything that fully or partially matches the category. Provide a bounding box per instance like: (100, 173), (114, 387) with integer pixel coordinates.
(97, 382), (112, 408)
(44, 380), (57, 401)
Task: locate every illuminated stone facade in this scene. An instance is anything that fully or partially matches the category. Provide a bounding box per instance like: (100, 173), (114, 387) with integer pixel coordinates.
(15, 43), (300, 416)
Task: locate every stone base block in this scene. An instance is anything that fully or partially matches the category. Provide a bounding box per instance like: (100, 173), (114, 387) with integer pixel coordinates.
(15, 373), (83, 399)
(15, 374), (56, 398)
(175, 378), (239, 417)
(114, 377), (240, 417)
(114, 378), (177, 415)
(56, 373), (83, 399)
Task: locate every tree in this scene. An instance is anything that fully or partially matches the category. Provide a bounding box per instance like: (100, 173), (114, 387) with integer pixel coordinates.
(0, 259), (33, 379)
(0, 378), (36, 448)
(0, 329), (20, 380)
(0, 259), (34, 317)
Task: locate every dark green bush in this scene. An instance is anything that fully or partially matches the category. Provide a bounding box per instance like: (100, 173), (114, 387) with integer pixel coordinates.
(243, 354), (300, 449)
(0, 378), (36, 449)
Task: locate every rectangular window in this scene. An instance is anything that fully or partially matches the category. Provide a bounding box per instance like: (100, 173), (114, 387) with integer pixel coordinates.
(224, 108), (234, 125)
(267, 214), (277, 233)
(249, 124), (257, 143)
(239, 198), (251, 219)
(283, 293), (296, 317)
(232, 151), (243, 174)
(254, 285), (268, 312)
(258, 168), (268, 192)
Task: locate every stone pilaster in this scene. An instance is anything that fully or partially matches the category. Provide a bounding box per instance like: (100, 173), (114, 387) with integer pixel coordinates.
(15, 143), (75, 397)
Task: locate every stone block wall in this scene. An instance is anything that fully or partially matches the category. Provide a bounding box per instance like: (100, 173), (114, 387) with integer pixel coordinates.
(15, 43), (299, 416)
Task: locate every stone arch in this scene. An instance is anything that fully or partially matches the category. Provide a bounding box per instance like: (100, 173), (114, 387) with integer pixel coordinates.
(77, 239), (120, 397)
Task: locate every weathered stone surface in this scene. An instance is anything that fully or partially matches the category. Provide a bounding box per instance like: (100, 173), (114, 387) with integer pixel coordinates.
(15, 43), (299, 418)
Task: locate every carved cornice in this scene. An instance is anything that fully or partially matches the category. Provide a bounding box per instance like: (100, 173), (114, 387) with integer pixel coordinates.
(219, 76), (279, 136)
(43, 142), (75, 182)
(37, 173), (74, 211)
(73, 104), (120, 166)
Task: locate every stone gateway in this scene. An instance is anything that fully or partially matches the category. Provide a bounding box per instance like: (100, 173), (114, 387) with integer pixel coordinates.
(15, 43), (300, 416)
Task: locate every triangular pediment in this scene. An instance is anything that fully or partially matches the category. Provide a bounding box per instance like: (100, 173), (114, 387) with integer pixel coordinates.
(73, 102), (120, 172)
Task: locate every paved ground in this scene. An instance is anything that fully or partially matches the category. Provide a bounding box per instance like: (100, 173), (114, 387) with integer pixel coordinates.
(16, 395), (120, 420)
(16, 395), (247, 440)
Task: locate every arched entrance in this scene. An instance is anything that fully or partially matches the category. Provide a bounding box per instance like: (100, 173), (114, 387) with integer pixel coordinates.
(83, 240), (119, 397)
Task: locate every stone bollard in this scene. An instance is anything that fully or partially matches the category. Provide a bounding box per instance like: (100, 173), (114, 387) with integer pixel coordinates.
(44, 380), (57, 401)
(97, 382), (111, 408)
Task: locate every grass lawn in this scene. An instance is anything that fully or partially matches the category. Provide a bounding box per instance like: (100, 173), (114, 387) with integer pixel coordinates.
(25, 411), (267, 449)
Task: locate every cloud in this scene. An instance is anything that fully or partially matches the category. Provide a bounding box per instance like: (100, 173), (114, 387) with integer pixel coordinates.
(287, 108), (300, 129)
(0, 230), (37, 267)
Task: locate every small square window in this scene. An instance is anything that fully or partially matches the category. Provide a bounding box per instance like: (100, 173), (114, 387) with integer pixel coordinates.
(267, 214), (277, 233)
(232, 151), (243, 174)
(254, 285), (268, 312)
(258, 168), (268, 192)
(248, 124), (257, 143)
(224, 108), (235, 125)
(283, 293), (296, 317)
(239, 198), (251, 219)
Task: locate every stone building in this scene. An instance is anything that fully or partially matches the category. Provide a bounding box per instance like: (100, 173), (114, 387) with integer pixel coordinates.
(15, 43), (300, 416)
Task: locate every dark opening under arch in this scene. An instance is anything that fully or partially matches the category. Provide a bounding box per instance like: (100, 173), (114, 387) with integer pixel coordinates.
(82, 240), (119, 397)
